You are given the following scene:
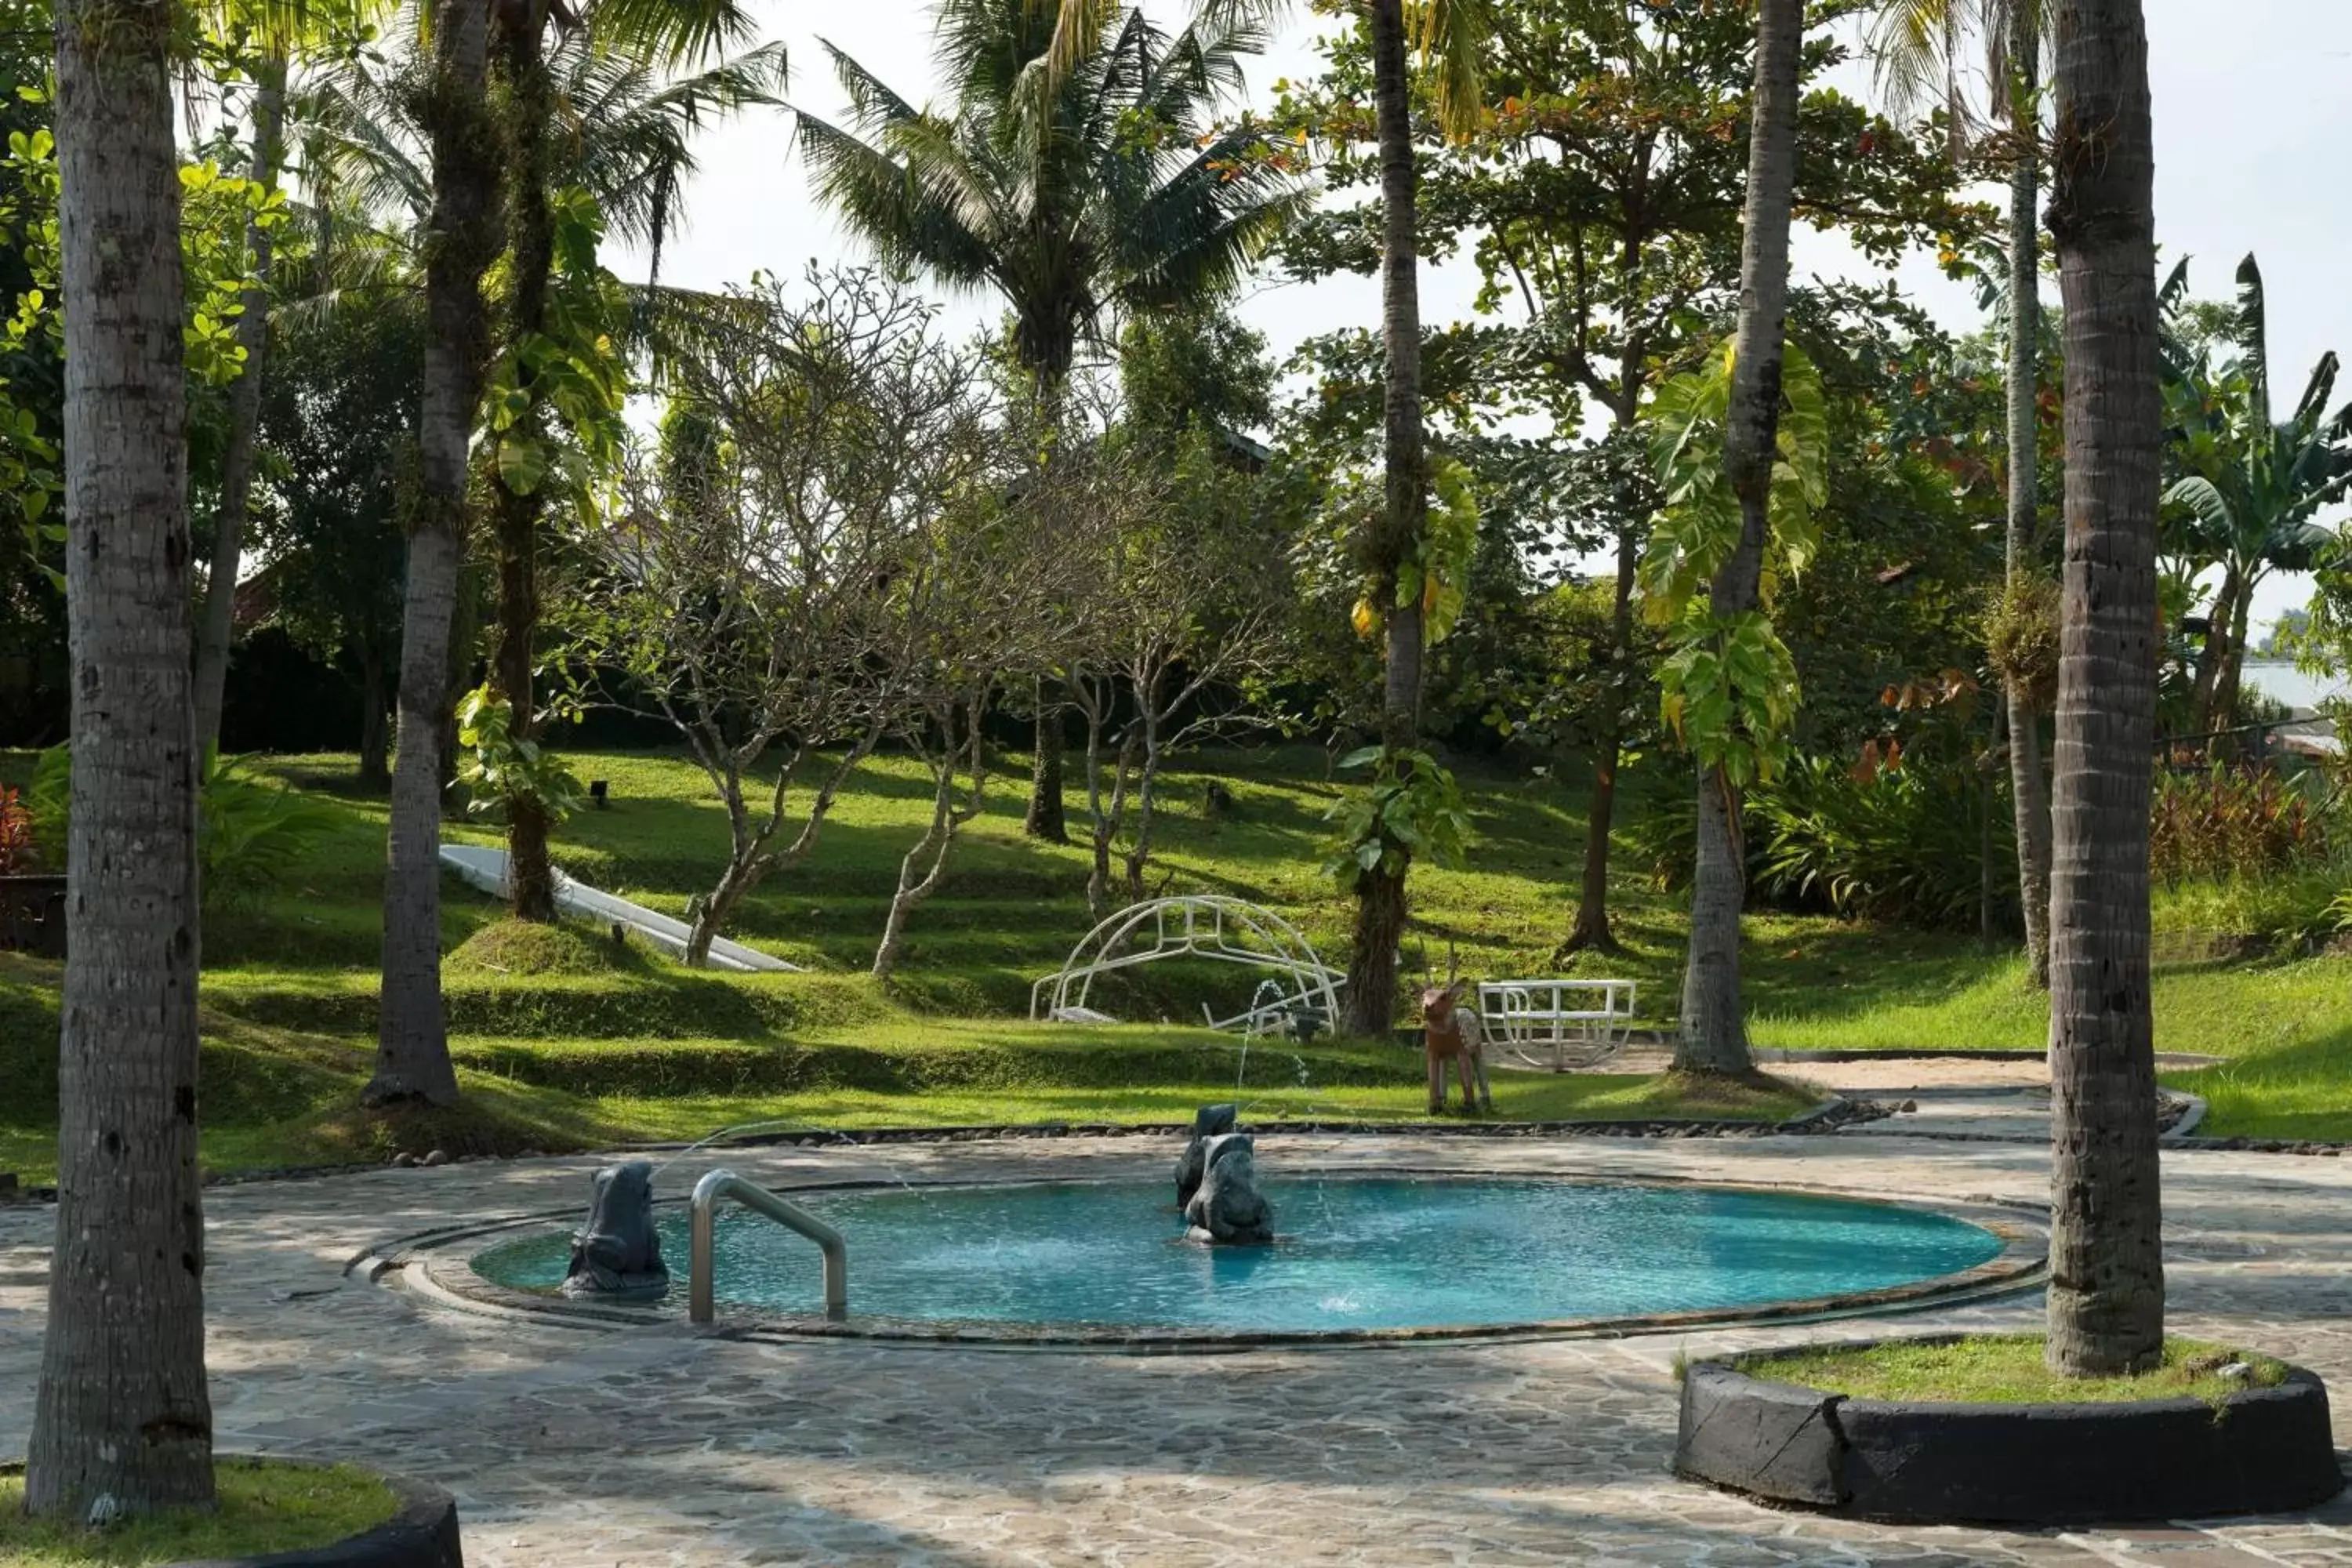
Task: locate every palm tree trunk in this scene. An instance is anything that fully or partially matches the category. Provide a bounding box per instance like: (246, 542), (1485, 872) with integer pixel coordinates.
(1563, 527), (1638, 956)
(1340, 0), (1429, 1040)
(1672, 0), (1802, 1079)
(491, 9), (556, 923)
(2043, 0), (2165, 1378)
(26, 0), (215, 1515)
(2003, 7), (2054, 990)
(191, 60), (286, 758)
(371, 0), (499, 1108)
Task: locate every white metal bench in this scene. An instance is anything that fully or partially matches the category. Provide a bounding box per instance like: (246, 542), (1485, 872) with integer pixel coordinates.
(1475, 978), (1637, 1071)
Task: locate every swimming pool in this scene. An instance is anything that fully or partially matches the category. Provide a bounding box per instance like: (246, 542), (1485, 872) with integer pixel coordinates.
(469, 1175), (2008, 1336)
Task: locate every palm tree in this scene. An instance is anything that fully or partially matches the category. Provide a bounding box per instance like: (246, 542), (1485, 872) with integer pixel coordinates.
(1670, 0), (1804, 1077)
(24, 0), (216, 1518)
(797, 0), (1308, 844)
(2043, 0), (2163, 1377)
(1867, 0), (2056, 986)
(2162, 255), (2351, 741)
(480, 0), (779, 922)
(332, 0), (782, 1098)
(368, 0), (499, 1106)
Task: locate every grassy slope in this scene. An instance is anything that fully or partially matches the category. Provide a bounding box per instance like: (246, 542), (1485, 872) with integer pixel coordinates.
(2, 744), (2347, 1172)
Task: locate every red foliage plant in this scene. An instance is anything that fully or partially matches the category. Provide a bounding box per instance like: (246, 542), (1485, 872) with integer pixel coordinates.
(0, 784), (31, 874)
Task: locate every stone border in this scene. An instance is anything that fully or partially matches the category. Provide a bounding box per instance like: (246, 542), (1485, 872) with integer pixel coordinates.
(376, 1167), (2046, 1352)
(1675, 1348), (2345, 1525)
(0, 1460), (461, 1567)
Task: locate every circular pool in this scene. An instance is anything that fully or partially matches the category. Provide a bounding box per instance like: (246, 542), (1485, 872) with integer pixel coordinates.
(467, 1175), (2012, 1338)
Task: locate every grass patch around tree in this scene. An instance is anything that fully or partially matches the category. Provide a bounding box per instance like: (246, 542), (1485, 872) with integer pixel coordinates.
(1727, 1334), (2292, 1406)
(0, 1458), (397, 1566)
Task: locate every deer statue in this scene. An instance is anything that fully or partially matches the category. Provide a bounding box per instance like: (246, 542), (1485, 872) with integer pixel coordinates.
(1419, 946), (1492, 1115)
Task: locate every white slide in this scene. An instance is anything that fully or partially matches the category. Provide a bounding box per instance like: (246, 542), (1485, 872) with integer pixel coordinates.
(437, 844), (798, 973)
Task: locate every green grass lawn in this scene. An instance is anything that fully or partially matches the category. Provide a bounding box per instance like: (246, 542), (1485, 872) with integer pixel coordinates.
(2, 742), (2348, 1174)
(1727, 1334), (2290, 1405)
(0, 1460), (396, 1566)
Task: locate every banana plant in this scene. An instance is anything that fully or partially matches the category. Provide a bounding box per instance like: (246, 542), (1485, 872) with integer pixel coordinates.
(2161, 254), (2352, 732)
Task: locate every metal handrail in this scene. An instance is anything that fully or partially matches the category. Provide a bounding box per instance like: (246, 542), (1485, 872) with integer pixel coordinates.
(688, 1168), (848, 1325)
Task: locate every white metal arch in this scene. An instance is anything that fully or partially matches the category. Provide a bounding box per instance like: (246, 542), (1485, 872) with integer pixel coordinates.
(1028, 895), (1345, 1036)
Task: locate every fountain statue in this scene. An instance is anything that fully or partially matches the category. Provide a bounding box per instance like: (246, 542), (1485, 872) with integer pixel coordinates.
(1184, 1132), (1274, 1245)
(562, 1160), (671, 1299)
(1175, 1102), (1238, 1208)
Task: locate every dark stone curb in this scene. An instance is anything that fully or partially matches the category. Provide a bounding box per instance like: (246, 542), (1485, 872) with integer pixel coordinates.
(0, 1462), (461, 1567)
(1675, 1352), (2344, 1525)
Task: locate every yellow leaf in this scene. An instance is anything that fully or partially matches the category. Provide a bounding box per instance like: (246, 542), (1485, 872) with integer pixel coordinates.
(1351, 597), (1378, 639)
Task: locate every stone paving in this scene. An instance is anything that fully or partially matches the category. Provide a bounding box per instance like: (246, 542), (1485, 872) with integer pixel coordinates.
(5, 1082), (2352, 1566)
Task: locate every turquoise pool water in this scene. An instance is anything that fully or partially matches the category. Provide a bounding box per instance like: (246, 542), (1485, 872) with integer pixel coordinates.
(471, 1177), (2005, 1334)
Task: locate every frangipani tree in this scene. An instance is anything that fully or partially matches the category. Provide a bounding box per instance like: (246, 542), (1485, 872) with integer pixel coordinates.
(797, 0), (1308, 844)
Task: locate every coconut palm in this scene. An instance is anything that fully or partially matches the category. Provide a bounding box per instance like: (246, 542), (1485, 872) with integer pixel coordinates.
(24, 0), (216, 1519)
(478, 1), (779, 924)
(2044, 0), (2164, 1377)
(1866, 0), (2056, 986)
(797, 0), (1308, 844)
(319, 0), (782, 1101)
(1668, 0), (1805, 1078)
(2161, 254), (2352, 739)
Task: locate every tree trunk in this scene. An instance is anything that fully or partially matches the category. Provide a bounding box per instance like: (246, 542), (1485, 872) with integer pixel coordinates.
(2003, 10), (2054, 990)
(372, 0), (499, 1109)
(1563, 527), (1638, 956)
(2213, 576), (2252, 742)
(26, 0), (216, 1515)
(191, 61), (285, 758)
(1672, 0), (1802, 1079)
(491, 7), (555, 922)
(358, 638), (390, 789)
(1024, 681), (1069, 842)
(2187, 565), (2236, 739)
(2043, 0), (2165, 1378)
(1340, 0), (1430, 1040)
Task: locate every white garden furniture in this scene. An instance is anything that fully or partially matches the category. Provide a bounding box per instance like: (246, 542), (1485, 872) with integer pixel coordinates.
(1475, 978), (1637, 1070)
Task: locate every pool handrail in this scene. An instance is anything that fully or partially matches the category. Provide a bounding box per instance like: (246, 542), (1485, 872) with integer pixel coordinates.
(688, 1167), (848, 1325)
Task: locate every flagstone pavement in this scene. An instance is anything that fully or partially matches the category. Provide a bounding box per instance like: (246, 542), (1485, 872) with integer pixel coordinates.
(5, 1099), (2352, 1566)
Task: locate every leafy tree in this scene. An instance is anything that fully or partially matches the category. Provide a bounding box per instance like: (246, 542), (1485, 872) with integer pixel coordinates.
(252, 289), (423, 786)
(797, 0), (1308, 845)
(1276, 0), (1988, 960)
(2043, 0), (2164, 1378)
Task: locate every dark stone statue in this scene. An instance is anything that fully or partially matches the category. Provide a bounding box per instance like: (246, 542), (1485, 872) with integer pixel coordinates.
(562, 1160), (670, 1299)
(1175, 1102), (1238, 1208)
(1184, 1132), (1274, 1245)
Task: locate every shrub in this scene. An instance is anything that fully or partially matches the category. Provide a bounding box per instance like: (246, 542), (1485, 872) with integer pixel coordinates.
(1750, 753), (2013, 931)
(0, 785), (33, 873)
(2151, 764), (2329, 885)
(28, 746), (343, 908)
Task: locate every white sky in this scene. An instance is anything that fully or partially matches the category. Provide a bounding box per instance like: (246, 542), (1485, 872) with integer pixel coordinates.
(614, 0), (2352, 639)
